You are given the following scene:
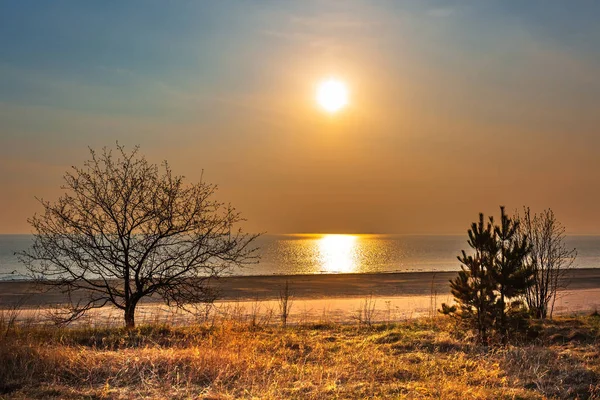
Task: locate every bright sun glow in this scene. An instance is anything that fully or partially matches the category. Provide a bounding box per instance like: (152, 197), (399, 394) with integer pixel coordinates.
(318, 234), (358, 273)
(316, 78), (349, 113)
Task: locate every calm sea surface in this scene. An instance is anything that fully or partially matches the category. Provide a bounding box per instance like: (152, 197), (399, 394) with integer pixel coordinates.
(2, 234), (600, 280)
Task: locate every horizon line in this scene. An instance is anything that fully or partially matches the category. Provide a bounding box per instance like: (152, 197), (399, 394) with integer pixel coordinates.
(2, 232), (600, 236)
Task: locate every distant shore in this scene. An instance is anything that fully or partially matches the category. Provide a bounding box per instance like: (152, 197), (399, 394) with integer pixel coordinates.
(2, 268), (600, 308)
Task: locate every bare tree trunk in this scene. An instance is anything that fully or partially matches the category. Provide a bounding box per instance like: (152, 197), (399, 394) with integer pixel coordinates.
(124, 297), (139, 328)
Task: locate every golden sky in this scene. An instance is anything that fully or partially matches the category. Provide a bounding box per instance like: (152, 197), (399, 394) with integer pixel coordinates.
(1, 1), (600, 234)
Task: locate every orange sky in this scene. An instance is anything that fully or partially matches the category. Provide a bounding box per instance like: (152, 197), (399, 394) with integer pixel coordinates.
(1, 1), (600, 234)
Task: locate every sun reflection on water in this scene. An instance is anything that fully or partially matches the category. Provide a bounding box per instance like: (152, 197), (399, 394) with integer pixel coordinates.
(317, 234), (358, 273)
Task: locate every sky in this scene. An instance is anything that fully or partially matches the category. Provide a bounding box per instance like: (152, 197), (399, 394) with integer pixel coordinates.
(1, 0), (600, 235)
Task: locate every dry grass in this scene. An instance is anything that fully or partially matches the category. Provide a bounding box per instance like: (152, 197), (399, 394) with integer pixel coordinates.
(1, 315), (600, 399)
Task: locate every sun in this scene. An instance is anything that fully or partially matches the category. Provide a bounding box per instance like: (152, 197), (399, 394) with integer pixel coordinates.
(316, 78), (349, 113)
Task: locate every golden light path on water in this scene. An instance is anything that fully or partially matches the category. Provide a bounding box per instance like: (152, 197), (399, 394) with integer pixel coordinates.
(317, 234), (359, 273)
(250, 233), (491, 275)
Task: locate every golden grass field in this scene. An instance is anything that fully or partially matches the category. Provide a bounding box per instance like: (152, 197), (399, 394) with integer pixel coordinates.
(1, 311), (600, 400)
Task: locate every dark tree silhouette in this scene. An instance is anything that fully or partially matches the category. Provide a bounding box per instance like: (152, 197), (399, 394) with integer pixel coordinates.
(491, 207), (534, 341)
(441, 213), (497, 342)
(441, 207), (533, 343)
(516, 207), (576, 319)
(19, 144), (259, 327)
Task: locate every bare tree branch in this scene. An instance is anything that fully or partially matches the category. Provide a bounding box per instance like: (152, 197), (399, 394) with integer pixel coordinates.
(516, 207), (576, 319)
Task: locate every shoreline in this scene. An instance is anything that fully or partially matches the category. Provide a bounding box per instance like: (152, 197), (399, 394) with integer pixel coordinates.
(2, 268), (600, 307)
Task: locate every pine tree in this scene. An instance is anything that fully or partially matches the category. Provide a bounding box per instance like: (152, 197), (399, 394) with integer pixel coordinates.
(442, 213), (497, 343)
(492, 206), (534, 342)
(441, 207), (534, 343)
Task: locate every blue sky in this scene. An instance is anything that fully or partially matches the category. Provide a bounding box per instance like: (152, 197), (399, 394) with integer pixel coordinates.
(1, 1), (600, 233)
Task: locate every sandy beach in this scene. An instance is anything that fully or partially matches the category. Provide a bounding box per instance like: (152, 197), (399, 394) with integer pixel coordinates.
(2, 269), (600, 325)
(3, 268), (600, 304)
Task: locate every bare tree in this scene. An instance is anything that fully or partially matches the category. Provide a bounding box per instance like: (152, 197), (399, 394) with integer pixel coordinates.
(278, 280), (293, 327)
(356, 294), (376, 327)
(516, 207), (576, 319)
(19, 144), (259, 327)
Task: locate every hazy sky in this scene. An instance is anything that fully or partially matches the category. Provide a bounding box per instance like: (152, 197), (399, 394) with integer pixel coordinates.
(1, 1), (600, 234)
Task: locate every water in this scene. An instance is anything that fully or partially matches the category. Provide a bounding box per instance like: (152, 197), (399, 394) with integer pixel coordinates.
(0, 235), (32, 280)
(254, 234), (470, 275)
(2, 234), (600, 279)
